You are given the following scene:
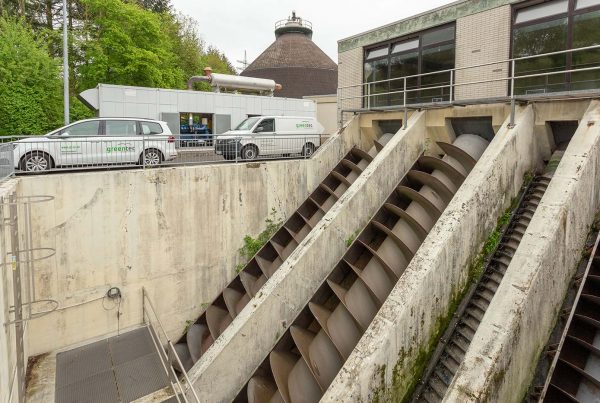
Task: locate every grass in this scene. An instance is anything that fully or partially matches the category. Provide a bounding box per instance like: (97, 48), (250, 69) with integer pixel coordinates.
(235, 208), (283, 273)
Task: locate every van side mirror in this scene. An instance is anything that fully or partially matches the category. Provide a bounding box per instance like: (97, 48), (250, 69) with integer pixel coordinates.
(254, 126), (264, 133)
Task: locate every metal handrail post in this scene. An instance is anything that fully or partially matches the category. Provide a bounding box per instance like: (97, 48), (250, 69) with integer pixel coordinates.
(403, 77), (408, 130)
(168, 341), (201, 403)
(302, 136), (304, 159)
(367, 84), (371, 110)
(337, 87), (343, 129)
(142, 135), (146, 169)
(509, 59), (516, 128)
(449, 70), (454, 102)
(142, 287), (201, 403)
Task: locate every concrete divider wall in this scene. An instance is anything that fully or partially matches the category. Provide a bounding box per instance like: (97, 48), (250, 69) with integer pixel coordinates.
(0, 179), (24, 403)
(17, 120), (364, 356)
(322, 105), (541, 402)
(444, 100), (600, 402)
(187, 112), (428, 402)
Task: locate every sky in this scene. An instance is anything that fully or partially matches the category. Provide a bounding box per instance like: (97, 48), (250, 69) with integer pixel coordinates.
(171, 0), (455, 72)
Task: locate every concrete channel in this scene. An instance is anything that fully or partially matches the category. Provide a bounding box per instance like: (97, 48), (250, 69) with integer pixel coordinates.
(322, 104), (543, 402)
(443, 100), (600, 403)
(171, 132), (392, 372)
(237, 133), (490, 402)
(184, 111), (426, 402)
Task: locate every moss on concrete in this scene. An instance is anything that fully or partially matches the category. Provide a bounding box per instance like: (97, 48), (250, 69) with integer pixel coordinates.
(368, 174), (533, 402)
(368, 281), (466, 402)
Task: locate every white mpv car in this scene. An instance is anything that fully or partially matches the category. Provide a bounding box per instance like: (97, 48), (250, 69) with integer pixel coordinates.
(14, 118), (177, 172)
(214, 116), (323, 160)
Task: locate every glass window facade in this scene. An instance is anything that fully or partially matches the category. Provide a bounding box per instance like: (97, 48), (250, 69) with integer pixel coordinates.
(363, 24), (455, 108)
(512, 0), (600, 94)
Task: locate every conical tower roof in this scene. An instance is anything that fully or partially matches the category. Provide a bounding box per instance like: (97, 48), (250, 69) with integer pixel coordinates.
(241, 12), (338, 98)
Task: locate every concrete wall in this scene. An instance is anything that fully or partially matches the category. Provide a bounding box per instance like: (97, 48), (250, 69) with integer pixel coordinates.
(18, 124), (362, 357)
(303, 94), (338, 134)
(424, 104), (510, 149)
(0, 179), (23, 403)
(322, 105), (542, 401)
(532, 100), (592, 160)
(444, 100), (600, 402)
(454, 6), (511, 100)
(187, 111), (428, 402)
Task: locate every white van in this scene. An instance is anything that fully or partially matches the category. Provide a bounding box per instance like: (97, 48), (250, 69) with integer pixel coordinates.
(214, 116), (323, 160)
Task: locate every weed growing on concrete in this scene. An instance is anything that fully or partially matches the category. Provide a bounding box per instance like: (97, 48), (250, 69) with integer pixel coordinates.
(523, 170), (534, 184)
(345, 229), (360, 247)
(468, 174), (531, 280)
(236, 208), (283, 273)
(183, 319), (194, 334)
(469, 210), (512, 280)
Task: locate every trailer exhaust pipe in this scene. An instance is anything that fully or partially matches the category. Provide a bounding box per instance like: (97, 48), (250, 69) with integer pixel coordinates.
(187, 67), (282, 95)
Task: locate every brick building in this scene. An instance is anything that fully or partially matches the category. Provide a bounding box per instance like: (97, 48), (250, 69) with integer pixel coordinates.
(338, 0), (600, 120)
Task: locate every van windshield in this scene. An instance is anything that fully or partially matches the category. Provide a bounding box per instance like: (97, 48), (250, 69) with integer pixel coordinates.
(235, 117), (260, 131)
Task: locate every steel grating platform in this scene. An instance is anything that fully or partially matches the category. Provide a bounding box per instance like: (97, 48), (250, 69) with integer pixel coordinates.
(55, 327), (170, 403)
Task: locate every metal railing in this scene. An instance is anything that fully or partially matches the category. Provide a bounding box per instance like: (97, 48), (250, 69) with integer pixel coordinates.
(0, 133), (323, 174)
(0, 143), (15, 181)
(142, 287), (201, 403)
(339, 44), (600, 128)
(275, 18), (312, 30)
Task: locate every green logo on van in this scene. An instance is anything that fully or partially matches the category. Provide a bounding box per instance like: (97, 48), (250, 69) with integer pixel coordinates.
(106, 146), (135, 153)
(296, 121), (313, 129)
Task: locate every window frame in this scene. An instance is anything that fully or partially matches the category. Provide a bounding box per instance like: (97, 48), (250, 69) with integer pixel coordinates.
(254, 118), (275, 134)
(101, 120), (139, 137)
(59, 120), (101, 137)
(362, 22), (456, 107)
(139, 121), (164, 135)
(510, 0), (600, 94)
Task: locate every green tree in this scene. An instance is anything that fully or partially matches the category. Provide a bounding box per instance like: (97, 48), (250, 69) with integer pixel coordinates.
(135, 0), (171, 13)
(0, 17), (62, 135)
(76, 0), (183, 90)
(164, 12), (236, 90)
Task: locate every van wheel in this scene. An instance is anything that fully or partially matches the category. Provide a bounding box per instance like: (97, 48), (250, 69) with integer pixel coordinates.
(140, 148), (163, 166)
(241, 145), (258, 160)
(20, 151), (53, 172)
(302, 143), (315, 157)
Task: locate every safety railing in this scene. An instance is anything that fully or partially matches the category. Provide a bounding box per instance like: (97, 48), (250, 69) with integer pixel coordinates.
(142, 287), (201, 403)
(0, 143), (15, 181)
(339, 44), (600, 128)
(0, 133), (322, 174)
(275, 18), (312, 30)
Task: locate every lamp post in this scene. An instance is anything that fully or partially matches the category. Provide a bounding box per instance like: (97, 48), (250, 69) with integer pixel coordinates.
(63, 0), (69, 125)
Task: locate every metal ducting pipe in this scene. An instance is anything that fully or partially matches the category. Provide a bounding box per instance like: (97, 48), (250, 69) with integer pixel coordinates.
(186, 75), (211, 90)
(187, 67), (282, 94)
(210, 73), (278, 92)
